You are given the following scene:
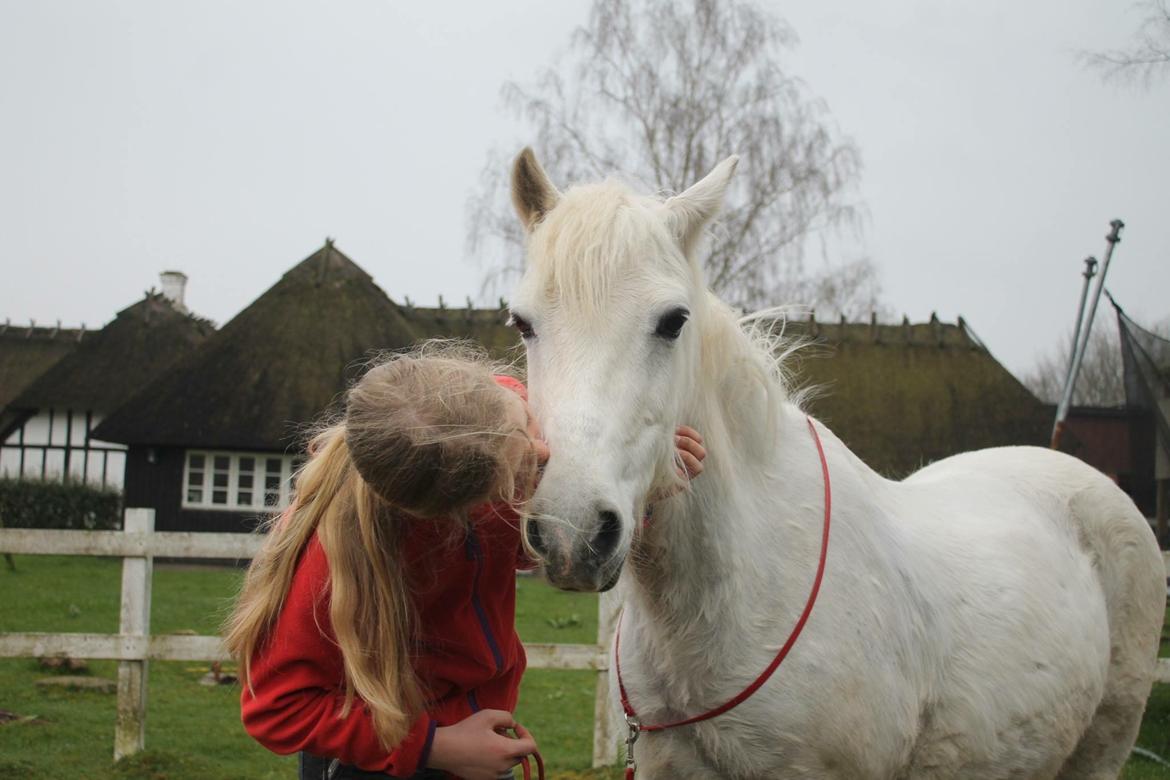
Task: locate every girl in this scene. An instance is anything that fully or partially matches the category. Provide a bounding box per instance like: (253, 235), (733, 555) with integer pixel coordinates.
(225, 344), (705, 780)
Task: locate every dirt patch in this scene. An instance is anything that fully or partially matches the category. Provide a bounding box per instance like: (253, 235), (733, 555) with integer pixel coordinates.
(0, 708), (48, 726)
(35, 675), (116, 693)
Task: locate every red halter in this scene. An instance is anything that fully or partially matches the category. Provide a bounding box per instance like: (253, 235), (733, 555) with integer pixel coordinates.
(615, 416), (832, 779)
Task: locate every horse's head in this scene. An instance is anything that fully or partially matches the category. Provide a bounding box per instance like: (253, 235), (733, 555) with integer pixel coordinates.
(509, 148), (738, 591)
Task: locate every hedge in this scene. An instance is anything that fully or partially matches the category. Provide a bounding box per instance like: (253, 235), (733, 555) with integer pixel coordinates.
(0, 479), (123, 530)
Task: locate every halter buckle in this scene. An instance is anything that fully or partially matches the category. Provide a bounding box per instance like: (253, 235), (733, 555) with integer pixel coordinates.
(624, 714), (641, 768)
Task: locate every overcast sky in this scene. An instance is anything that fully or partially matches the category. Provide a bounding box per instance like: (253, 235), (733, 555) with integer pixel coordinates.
(2, 0), (1167, 379)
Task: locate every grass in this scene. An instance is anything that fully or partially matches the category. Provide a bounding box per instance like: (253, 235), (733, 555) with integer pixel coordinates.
(0, 555), (1166, 779)
(0, 556), (604, 779)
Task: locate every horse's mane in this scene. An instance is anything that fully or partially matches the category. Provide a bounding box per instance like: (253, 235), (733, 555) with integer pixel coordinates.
(738, 305), (817, 411)
(690, 298), (814, 478)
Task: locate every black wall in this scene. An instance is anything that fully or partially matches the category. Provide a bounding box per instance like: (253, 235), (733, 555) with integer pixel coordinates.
(123, 445), (267, 533)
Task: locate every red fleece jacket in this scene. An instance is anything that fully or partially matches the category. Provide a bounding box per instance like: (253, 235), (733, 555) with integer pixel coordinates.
(240, 377), (531, 778)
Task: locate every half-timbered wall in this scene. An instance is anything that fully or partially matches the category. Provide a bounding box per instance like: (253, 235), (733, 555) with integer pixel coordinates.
(0, 408), (125, 487)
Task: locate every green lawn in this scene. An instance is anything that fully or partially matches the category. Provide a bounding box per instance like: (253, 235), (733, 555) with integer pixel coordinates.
(0, 555), (1166, 779)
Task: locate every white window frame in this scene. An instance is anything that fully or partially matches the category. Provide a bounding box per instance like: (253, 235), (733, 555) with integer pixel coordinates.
(181, 450), (303, 512)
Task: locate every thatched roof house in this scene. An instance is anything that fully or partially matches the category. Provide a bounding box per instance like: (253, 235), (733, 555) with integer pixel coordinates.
(0, 322), (84, 438)
(790, 314), (1050, 478)
(94, 241), (516, 530)
(1, 290), (213, 486)
(94, 241), (1049, 532)
(12, 293), (214, 418)
(96, 241), (515, 452)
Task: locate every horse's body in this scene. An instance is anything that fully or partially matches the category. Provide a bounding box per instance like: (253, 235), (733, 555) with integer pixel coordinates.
(506, 149), (1165, 778)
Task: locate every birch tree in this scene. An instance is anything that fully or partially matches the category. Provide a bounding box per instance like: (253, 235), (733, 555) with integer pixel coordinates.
(1081, 0), (1170, 87)
(468, 0), (879, 316)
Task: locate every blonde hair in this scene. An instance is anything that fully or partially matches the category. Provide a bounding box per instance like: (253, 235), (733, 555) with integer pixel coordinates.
(224, 342), (530, 748)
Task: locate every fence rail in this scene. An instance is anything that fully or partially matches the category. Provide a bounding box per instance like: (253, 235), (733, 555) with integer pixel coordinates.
(0, 512), (620, 765)
(0, 527), (264, 559)
(0, 632), (609, 670)
(0, 518), (1166, 766)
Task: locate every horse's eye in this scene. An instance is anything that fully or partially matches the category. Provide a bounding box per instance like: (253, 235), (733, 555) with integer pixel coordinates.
(509, 313), (536, 339)
(655, 308), (690, 340)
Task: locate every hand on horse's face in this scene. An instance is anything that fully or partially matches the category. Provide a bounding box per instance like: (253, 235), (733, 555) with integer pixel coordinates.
(505, 395), (551, 501)
(648, 425), (706, 503)
(675, 425), (706, 481)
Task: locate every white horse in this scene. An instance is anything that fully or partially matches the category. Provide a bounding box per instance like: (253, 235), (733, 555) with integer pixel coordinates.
(506, 148), (1166, 779)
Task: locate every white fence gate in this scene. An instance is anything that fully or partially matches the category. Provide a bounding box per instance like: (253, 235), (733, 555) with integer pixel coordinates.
(0, 509), (619, 765)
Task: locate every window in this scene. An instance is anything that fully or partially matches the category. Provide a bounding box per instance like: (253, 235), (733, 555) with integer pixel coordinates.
(182, 451), (301, 511)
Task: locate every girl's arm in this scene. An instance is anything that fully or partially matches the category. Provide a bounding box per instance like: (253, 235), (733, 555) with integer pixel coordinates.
(240, 537), (436, 775)
(243, 685), (435, 776)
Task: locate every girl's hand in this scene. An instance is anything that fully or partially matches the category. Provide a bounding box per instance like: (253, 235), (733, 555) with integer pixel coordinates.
(648, 426), (707, 503)
(427, 709), (538, 780)
(674, 425), (705, 482)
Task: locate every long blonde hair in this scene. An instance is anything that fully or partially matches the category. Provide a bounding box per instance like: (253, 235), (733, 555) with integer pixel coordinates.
(224, 343), (528, 748)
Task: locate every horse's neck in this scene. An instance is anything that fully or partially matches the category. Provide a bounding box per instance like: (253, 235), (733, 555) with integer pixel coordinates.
(627, 328), (830, 648)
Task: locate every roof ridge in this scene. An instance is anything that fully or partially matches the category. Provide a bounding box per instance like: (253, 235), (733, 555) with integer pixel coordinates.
(280, 239), (372, 286)
(0, 320), (89, 341)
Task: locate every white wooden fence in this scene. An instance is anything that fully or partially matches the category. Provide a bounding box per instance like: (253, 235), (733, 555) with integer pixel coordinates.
(0, 512), (1167, 767)
(0, 509), (619, 765)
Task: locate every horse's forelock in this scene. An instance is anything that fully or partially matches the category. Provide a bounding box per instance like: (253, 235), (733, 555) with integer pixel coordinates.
(527, 180), (687, 318)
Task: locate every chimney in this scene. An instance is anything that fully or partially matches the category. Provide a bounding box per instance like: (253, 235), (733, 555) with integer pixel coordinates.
(159, 271), (188, 313)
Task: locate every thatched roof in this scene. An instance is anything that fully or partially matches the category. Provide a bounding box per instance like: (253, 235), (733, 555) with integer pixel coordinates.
(0, 322), (86, 437)
(399, 302), (519, 358)
(11, 294), (214, 415)
(92, 241), (1044, 471)
(95, 242), (518, 451)
(788, 314), (1050, 477)
(0, 322), (84, 410)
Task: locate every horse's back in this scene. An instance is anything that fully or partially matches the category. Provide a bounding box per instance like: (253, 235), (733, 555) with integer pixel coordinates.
(904, 445), (1162, 604)
(896, 445), (1165, 778)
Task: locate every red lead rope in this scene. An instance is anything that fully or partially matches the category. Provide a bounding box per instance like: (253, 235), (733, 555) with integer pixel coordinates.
(519, 751), (544, 780)
(615, 416), (832, 779)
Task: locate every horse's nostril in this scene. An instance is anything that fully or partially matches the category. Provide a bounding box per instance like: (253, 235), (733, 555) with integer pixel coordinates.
(594, 508), (622, 559)
(525, 520), (548, 558)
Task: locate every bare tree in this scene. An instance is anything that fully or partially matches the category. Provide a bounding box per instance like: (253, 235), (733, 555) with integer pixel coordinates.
(1024, 322), (1126, 407)
(1081, 0), (1170, 87)
(467, 0), (877, 315)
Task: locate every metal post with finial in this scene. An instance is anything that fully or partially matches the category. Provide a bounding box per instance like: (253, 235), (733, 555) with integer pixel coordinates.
(1051, 220), (1124, 449)
(1054, 257), (1098, 419)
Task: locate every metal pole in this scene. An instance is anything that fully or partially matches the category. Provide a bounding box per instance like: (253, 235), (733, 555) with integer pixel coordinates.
(1056, 257), (1098, 412)
(1052, 219), (1124, 449)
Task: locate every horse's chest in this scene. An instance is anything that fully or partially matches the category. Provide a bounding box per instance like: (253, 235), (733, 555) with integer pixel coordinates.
(637, 708), (876, 780)
(625, 652), (919, 779)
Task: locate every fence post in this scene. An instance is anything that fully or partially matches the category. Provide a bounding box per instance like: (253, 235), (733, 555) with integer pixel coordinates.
(113, 508), (154, 761)
(0, 512), (14, 572)
(591, 589), (619, 767)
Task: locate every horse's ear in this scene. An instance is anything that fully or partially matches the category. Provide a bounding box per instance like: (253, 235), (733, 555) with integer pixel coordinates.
(664, 155), (739, 255)
(511, 148), (561, 232)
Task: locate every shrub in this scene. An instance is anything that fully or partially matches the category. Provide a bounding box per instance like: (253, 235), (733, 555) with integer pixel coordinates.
(0, 479), (123, 530)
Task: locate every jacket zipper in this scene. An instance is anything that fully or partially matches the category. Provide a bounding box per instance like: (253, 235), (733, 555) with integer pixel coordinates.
(465, 529), (505, 674)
